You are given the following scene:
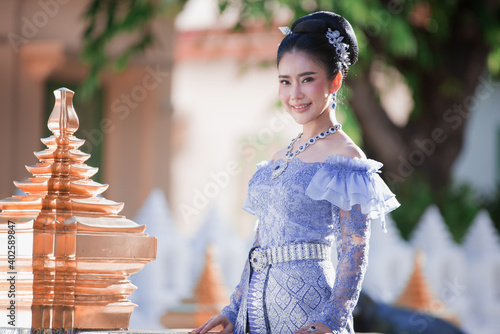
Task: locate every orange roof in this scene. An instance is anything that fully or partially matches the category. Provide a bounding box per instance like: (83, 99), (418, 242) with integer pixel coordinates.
(395, 250), (459, 325)
(395, 250), (443, 312)
(194, 245), (230, 306)
(162, 244), (230, 330)
(175, 26), (283, 62)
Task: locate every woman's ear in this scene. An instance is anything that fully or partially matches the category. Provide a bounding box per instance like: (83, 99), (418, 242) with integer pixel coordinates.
(331, 71), (343, 94)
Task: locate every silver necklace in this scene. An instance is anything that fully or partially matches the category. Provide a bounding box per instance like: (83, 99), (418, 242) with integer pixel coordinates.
(271, 124), (342, 180)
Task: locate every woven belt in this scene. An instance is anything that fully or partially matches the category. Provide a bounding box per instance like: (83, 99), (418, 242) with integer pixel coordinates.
(249, 243), (331, 273)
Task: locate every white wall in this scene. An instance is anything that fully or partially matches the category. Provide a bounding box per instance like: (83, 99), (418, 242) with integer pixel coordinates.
(170, 58), (301, 236)
(453, 77), (500, 193)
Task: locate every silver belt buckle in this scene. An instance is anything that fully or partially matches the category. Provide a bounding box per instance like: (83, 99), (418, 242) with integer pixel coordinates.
(250, 247), (267, 272)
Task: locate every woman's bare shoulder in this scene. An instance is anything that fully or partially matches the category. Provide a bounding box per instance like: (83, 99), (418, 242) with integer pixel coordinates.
(337, 142), (366, 159)
(326, 133), (366, 159)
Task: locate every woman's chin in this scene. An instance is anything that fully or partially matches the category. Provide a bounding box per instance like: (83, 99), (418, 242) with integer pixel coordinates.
(290, 116), (311, 126)
(289, 111), (323, 124)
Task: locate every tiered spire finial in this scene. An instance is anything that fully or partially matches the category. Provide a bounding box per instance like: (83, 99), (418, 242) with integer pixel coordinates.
(0, 88), (156, 329)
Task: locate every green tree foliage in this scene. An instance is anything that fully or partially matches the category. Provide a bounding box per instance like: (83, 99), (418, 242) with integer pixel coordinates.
(220, 0), (500, 78)
(80, 0), (187, 98)
(390, 173), (486, 242)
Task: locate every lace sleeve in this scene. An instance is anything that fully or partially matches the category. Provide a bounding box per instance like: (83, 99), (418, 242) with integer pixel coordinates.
(320, 204), (371, 333)
(220, 228), (260, 324)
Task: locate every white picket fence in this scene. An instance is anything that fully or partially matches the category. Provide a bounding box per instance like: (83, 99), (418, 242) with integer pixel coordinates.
(129, 189), (500, 334)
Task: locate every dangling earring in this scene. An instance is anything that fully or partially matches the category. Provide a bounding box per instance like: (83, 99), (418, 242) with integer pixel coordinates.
(331, 92), (336, 109)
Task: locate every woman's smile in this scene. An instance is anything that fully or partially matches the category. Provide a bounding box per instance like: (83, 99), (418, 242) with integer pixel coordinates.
(292, 102), (312, 112)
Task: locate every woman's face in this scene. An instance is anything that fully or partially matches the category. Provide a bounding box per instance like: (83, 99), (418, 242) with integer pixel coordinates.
(278, 51), (334, 126)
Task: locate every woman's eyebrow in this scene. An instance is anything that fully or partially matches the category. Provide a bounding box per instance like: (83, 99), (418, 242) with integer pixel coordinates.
(278, 71), (317, 78)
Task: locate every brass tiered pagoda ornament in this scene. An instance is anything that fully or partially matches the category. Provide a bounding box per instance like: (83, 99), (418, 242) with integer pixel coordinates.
(0, 88), (156, 331)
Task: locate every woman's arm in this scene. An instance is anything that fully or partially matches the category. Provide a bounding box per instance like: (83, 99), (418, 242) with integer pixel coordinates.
(321, 204), (371, 333)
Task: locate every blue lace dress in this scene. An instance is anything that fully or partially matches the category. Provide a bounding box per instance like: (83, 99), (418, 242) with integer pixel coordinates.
(221, 155), (400, 334)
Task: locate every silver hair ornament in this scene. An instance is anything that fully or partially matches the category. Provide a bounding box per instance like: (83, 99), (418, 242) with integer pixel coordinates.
(279, 26), (292, 35)
(326, 28), (351, 67)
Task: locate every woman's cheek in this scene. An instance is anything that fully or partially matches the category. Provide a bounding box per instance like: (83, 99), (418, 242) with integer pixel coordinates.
(278, 89), (288, 106)
(308, 80), (324, 95)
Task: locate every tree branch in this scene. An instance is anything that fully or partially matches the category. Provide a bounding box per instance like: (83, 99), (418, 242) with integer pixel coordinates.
(347, 69), (407, 170)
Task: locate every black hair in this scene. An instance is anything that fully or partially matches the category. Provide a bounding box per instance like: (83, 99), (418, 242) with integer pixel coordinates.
(277, 11), (358, 81)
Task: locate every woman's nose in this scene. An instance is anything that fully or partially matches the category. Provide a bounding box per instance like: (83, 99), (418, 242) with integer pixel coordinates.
(291, 83), (303, 100)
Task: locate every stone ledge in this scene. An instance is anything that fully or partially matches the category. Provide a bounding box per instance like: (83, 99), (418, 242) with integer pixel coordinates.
(1, 329), (380, 334)
(0, 330), (212, 334)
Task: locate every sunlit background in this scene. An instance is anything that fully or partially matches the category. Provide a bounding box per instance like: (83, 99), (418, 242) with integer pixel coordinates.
(0, 0), (499, 333)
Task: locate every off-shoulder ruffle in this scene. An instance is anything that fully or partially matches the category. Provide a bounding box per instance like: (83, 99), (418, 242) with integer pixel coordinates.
(305, 155), (400, 232)
(256, 160), (271, 170)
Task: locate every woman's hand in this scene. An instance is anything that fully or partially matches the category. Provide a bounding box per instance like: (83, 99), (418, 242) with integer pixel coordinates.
(294, 322), (333, 334)
(191, 314), (234, 334)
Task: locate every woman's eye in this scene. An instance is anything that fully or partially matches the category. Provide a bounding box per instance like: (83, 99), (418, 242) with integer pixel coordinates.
(302, 77), (314, 83)
(280, 80), (291, 85)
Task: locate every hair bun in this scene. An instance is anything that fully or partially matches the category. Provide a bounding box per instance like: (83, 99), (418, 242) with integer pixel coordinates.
(290, 11), (358, 67)
(292, 19), (327, 34)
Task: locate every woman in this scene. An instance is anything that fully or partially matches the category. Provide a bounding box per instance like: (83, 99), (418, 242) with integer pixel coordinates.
(192, 11), (400, 334)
